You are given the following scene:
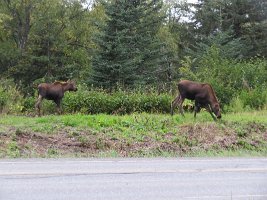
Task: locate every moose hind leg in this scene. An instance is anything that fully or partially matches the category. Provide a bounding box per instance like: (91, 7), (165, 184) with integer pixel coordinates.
(178, 97), (185, 117)
(35, 95), (43, 116)
(171, 95), (181, 115)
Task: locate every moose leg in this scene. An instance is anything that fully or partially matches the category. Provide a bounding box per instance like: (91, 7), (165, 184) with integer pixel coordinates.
(177, 97), (185, 117)
(55, 99), (62, 115)
(35, 95), (43, 116)
(194, 102), (201, 118)
(171, 95), (181, 115)
(205, 104), (217, 121)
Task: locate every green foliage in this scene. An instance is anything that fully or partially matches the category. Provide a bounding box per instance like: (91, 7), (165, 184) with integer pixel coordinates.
(179, 56), (198, 81)
(7, 141), (20, 158)
(62, 87), (172, 115)
(196, 46), (237, 105)
(225, 88), (267, 113)
(180, 45), (267, 107)
(226, 96), (246, 113)
(191, 0), (267, 58)
(0, 87), (8, 112)
(6, 83), (174, 115)
(0, 0), (97, 92)
(47, 148), (58, 157)
(0, 79), (24, 114)
(155, 25), (180, 88)
(1, 112), (267, 157)
(189, 29), (247, 60)
(91, 0), (166, 88)
(23, 95), (58, 115)
(0, 0), (266, 111)
(239, 89), (267, 110)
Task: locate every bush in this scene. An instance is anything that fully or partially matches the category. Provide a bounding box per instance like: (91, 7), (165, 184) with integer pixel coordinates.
(0, 87), (8, 112)
(22, 96), (36, 112)
(2, 74), (267, 115)
(239, 89), (267, 110)
(23, 86), (173, 114)
(226, 89), (267, 112)
(61, 88), (173, 115)
(0, 79), (24, 114)
(226, 96), (246, 113)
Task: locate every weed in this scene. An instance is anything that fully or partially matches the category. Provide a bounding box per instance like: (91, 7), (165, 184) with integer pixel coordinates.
(236, 127), (248, 137)
(7, 141), (20, 158)
(237, 140), (255, 150)
(78, 136), (88, 145)
(96, 138), (106, 150)
(15, 128), (24, 137)
(68, 131), (80, 138)
(47, 148), (58, 156)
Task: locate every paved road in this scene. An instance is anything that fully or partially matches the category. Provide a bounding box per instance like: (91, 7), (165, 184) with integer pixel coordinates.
(0, 158), (267, 200)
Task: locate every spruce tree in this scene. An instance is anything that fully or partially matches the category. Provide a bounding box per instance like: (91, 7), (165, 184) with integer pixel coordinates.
(192, 0), (267, 58)
(91, 0), (165, 89)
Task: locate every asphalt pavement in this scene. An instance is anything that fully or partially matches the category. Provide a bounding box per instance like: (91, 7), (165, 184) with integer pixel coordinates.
(0, 158), (267, 200)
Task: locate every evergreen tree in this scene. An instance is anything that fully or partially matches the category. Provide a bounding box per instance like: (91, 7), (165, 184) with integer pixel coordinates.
(91, 0), (165, 89)
(192, 0), (267, 58)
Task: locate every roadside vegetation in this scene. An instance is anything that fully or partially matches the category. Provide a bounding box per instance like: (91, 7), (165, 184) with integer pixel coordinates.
(1, 111), (267, 158)
(1, 77), (267, 158)
(0, 68), (267, 158)
(0, 0), (266, 158)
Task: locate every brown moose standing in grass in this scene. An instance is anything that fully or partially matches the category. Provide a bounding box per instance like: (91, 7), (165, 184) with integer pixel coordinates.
(171, 80), (221, 120)
(35, 80), (77, 116)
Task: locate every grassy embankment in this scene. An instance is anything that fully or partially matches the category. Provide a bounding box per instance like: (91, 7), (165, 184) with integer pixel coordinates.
(0, 111), (267, 158)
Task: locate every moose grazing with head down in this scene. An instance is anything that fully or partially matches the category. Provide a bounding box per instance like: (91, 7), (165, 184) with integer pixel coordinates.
(171, 80), (221, 120)
(35, 80), (77, 116)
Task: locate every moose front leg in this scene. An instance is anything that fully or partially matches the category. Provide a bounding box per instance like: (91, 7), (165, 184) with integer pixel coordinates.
(194, 102), (201, 118)
(55, 99), (62, 115)
(205, 104), (217, 121)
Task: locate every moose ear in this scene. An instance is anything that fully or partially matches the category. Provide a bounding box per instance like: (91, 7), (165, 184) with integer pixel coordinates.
(67, 79), (70, 83)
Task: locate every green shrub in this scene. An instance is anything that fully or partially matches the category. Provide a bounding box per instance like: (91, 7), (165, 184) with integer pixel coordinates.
(23, 96), (36, 112)
(226, 96), (246, 113)
(226, 89), (267, 112)
(61, 89), (172, 115)
(0, 87), (8, 112)
(0, 79), (24, 114)
(239, 89), (267, 110)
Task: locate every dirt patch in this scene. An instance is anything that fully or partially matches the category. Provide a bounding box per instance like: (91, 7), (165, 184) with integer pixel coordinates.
(179, 123), (237, 149)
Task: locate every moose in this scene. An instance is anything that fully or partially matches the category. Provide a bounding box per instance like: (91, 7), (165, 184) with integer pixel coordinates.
(171, 80), (221, 120)
(35, 80), (77, 116)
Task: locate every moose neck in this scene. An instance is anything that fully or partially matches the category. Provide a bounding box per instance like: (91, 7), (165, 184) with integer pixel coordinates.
(208, 87), (219, 105)
(210, 95), (218, 105)
(62, 83), (71, 92)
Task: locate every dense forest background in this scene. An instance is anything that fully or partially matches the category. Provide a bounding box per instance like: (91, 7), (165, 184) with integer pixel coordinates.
(0, 0), (267, 114)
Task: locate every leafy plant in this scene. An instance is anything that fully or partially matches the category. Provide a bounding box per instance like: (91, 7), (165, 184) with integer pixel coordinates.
(0, 79), (24, 114)
(7, 141), (20, 158)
